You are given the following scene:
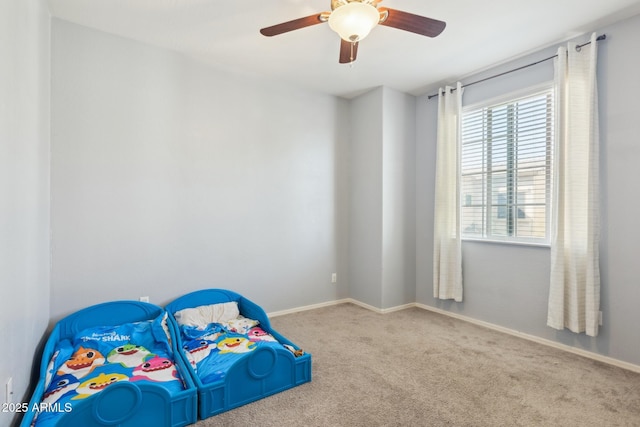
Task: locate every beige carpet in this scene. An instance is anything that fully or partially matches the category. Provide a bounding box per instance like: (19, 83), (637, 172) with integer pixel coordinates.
(195, 303), (640, 427)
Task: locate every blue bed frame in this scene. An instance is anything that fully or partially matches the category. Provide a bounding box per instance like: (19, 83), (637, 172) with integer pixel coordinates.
(21, 301), (197, 427)
(165, 289), (312, 420)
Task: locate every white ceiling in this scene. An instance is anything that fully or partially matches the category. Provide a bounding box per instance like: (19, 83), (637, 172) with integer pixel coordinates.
(48, 0), (640, 98)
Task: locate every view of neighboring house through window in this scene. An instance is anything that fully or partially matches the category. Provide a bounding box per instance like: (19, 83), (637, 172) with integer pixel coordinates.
(460, 85), (554, 244)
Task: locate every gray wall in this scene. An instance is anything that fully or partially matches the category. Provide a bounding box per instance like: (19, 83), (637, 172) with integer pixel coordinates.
(0, 0), (51, 422)
(381, 88), (416, 309)
(348, 88), (384, 307)
(50, 19), (350, 320)
(416, 13), (640, 366)
(349, 87), (416, 309)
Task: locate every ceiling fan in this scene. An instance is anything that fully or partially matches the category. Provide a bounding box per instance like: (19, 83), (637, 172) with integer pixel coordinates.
(260, 0), (446, 64)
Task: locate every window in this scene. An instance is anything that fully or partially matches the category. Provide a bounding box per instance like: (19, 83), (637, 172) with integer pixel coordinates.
(460, 85), (554, 244)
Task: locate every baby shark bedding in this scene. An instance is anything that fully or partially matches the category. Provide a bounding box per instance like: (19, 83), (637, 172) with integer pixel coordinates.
(21, 301), (196, 427)
(166, 289), (312, 420)
(178, 310), (283, 384)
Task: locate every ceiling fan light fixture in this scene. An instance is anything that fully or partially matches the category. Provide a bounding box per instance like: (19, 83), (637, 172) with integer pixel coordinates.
(328, 2), (379, 42)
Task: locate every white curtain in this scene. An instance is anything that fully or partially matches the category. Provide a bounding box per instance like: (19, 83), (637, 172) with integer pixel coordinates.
(433, 82), (463, 302)
(548, 33), (600, 337)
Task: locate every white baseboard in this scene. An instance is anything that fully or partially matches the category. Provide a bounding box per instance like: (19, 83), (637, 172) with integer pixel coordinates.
(347, 298), (415, 314)
(269, 297), (640, 374)
(267, 298), (413, 317)
(267, 299), (351, 318)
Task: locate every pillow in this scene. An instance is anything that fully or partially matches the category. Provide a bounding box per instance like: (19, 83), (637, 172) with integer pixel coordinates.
(174, 301), (240, 328)
(221, 316), (259, 335)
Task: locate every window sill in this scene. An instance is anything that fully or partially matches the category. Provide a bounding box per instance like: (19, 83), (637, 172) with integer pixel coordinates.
(461, 237), (551, 248)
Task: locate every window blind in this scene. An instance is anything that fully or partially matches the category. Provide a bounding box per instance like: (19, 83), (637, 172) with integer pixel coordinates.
(460, 87), (554, 243)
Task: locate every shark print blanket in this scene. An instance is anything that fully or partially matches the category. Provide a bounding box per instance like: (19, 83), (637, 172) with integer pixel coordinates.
(34, 313), (185, 426)
(179, 317), (284, 384)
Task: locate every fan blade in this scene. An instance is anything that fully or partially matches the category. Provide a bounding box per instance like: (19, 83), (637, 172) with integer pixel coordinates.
(260, 14), (325, 36)
(339, 39), (359, 64)
(378, 8), (446, 37)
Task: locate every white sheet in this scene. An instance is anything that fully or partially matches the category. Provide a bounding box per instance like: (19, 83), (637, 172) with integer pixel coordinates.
(174, 302), (240, 328)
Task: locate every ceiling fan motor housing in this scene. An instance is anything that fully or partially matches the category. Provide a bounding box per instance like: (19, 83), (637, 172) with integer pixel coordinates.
(328, 1), (380, 42)
(330, 0), (378, 11)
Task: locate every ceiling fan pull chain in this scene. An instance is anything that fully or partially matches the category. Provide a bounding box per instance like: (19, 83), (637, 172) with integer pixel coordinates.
(350, 41), (355, 66)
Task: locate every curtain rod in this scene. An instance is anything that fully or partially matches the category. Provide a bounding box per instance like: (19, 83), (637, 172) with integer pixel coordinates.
(426, 34), (606, 100)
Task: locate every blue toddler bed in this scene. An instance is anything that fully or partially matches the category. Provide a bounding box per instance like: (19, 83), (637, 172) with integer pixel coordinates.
(165, 289), (312, 420)
(21, 301), (197, 427)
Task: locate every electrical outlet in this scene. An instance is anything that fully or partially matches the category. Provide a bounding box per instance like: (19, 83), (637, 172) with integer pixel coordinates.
(6, 377), (13, 404)
(140, 296), (150, 303)
(331, 273), (337, 284)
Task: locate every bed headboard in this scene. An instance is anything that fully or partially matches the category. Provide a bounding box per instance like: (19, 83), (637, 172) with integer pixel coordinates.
(57, 301), (163, 340)
(165, 289), (273, 331)
(165, 289), (242, 314)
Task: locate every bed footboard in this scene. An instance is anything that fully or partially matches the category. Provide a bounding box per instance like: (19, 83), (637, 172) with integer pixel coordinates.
(199, 346), (311, 418)
(25, 382), (195, 426)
